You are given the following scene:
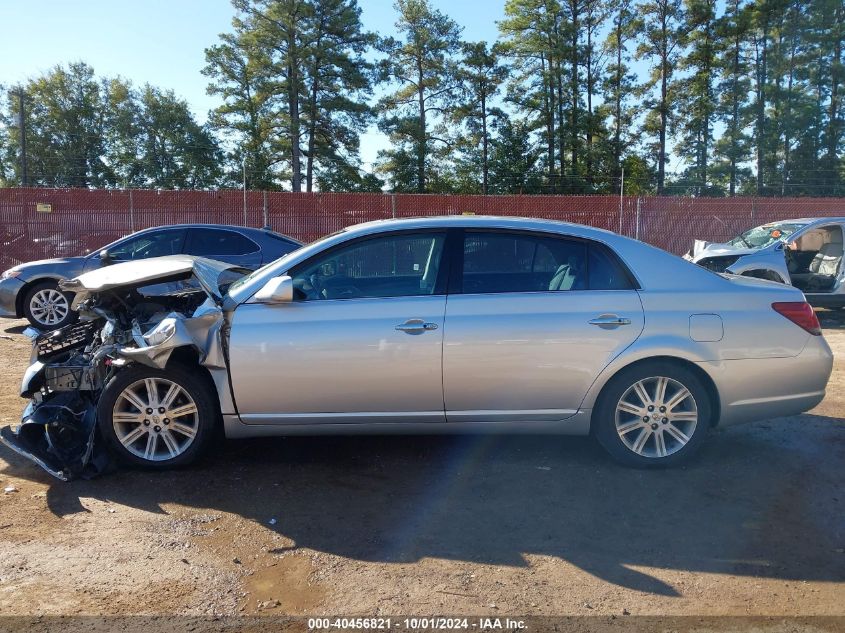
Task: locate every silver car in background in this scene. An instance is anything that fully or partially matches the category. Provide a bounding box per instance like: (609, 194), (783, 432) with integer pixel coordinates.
(687, 217), (845, 308)
(0, 216), (833, 479)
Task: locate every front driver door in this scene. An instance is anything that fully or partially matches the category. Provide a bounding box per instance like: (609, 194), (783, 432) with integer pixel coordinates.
(229, 230), (450, 425)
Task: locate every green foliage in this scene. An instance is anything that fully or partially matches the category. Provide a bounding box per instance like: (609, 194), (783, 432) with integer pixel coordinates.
(376, 0), (463, 192)
(451, 42), (509, 193)
(204, 0), (374, 192)
(1, 0), (843, 196)
(0, 63), (220, 188)
(636, 0), (685, 193)
(487, 119), (543, 193)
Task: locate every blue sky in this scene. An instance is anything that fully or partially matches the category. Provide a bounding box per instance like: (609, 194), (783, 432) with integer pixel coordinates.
(0, 0), (506, 171)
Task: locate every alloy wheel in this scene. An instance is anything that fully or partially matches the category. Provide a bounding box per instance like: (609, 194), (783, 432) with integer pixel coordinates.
(30, 288), (69, 327)
(614, 376), (698, 458)
(112, 377), (199, 462)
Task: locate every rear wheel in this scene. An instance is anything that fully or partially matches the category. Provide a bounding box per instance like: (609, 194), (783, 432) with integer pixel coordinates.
(593, 361), (712, 467)
(23, 281), (76, 330)
(97, 364), (218, 469)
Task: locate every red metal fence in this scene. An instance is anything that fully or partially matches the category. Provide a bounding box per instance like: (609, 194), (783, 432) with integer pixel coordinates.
(2, 187), (845, 271)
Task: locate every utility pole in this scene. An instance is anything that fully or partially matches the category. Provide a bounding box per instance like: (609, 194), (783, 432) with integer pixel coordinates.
(17, 89), (28, 187)
(618, 166), (624, 234)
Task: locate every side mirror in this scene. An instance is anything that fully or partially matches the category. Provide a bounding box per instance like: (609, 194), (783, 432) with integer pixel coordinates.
(99, 249), (112, 264)
(254, 275), (294, 304)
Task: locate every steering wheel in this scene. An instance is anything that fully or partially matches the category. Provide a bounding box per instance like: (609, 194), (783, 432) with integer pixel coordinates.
(325, 283), (362, 300)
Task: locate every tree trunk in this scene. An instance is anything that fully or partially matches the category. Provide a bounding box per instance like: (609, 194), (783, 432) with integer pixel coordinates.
(729, 13), (741, 196)
(417, 57), (426, 193)
(541, 54), (555, 187)
(306, 62), (320, 192)
(657, 12), (668, 195)
(481, 89), (488, 195)
(288, 26), (302, 193)
(782, 23), (797, 196)
(613, 12), (623, 184)
(754, 15), (769, 196)
(827, 6), (843, 171)
(556, 61), (566, 183)
(570, 0), (579, 179)
(585, 21), (594, 187)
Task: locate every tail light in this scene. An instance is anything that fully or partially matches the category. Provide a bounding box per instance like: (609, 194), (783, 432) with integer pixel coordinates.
(772, 302), (822, 335)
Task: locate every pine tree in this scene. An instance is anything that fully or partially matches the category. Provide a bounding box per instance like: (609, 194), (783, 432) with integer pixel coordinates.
(674, 0), (718, 195)
(487, 119), (543, 193)
(712, 0), (752, 196)
(636, 0), (684, 194)
(377, 0), (462, 192)
(499, 0), (565, 190)
(453, 42), (509, 194)
(600, 0), (640, 188)
(203, 19), (288, 189)
(301, 0), (374, 192)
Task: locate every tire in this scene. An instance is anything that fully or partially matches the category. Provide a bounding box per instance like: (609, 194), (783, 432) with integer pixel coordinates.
(592, 361), (713, 468)
(23, 280), (77, 330)
(97, 364), (218, 469)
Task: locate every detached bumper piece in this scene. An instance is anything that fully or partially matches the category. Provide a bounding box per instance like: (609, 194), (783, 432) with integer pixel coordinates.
(0, 392), (111, 481)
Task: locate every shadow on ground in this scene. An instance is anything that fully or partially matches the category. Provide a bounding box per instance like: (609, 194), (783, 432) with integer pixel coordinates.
(2, 412), (843, 597)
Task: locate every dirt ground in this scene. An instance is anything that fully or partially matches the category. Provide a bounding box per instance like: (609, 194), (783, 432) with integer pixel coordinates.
(0, 313), (843, 620)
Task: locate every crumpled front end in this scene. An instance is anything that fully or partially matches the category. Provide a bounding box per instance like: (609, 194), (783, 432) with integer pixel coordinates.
(0, 392), (104, 481)
(0, 257), (239, 481)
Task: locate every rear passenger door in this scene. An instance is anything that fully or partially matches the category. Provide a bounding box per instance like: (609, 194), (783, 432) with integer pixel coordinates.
(443, 230), (644, 423)
(185, 228), (262, 269)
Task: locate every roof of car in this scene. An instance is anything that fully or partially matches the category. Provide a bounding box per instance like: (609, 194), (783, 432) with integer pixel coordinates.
(342, 215), (618, 236)
(133, 223), (301, 242)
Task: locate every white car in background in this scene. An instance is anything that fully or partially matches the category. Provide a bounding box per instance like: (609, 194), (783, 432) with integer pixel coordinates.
(687, 217), (845, 308)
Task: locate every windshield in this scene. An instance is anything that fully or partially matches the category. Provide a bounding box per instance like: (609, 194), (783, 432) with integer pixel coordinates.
(727, 222), (807, 249)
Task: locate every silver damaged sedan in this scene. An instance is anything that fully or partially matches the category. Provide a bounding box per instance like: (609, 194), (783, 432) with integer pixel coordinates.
(0, 217), (834, 479)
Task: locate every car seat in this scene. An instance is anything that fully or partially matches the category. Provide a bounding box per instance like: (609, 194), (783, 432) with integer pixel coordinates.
(790, 230), (843, 292)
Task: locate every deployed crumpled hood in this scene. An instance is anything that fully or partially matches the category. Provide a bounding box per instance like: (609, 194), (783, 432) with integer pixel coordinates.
(691, 240), (760, 261)
(60, 255), (246, 306)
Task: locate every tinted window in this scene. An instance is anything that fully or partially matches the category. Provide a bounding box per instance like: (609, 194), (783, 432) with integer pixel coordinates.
(189, 229), (259, 256)
(589, 245), (634, 290)
(462, 231), (634, 293)
(290, 232), (446, 300)
(109, 230), (184, 261)
(463, 232), (587, 293)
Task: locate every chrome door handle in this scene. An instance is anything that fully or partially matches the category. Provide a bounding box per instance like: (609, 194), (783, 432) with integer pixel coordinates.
(588, 314), (631, 328)
(395, 319), (439, 334)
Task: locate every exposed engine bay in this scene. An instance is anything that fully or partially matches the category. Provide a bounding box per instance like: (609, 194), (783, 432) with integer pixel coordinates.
(0, 257), (245, 481)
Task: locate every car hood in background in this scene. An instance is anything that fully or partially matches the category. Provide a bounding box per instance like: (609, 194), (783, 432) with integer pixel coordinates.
(60, 256), (247, 306)
(6, 256), (88, 275)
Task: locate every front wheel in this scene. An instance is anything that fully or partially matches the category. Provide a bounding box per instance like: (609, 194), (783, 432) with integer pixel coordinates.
(97, 364), (218, 469)
(593, 362), (712, 467)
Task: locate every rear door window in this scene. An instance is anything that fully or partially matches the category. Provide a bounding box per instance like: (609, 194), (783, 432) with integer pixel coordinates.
(187, 229), (260, 257)
(461, 231), (634, 293)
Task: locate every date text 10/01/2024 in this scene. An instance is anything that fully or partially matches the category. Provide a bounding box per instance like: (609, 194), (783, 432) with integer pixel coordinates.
(307, 618), (527, 630)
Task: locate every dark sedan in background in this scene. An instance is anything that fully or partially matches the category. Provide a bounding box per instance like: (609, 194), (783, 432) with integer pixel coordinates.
(0, 224), (302, 329)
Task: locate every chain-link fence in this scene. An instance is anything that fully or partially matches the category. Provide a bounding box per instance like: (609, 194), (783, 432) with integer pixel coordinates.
(2, 187), (845, 271)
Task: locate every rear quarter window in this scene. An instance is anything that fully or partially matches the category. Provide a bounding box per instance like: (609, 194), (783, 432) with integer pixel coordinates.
(588, 245), (636, 290)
